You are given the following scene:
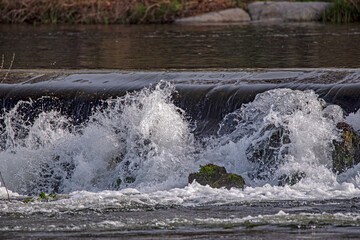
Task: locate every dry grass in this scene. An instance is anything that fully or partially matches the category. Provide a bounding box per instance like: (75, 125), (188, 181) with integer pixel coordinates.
(0, 0), (240, 24)
(322, 0), (360, 23)
(0, 171), (10, 201)
(0, 55), (4, 72)
(0, 53), (15, 83)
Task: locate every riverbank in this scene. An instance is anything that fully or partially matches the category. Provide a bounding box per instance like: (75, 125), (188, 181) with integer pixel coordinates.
(0, 0), (359, 24)
(0, 0), (242, 24)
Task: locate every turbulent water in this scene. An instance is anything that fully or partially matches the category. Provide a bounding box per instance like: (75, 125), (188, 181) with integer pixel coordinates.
(1, 70), (360, 238)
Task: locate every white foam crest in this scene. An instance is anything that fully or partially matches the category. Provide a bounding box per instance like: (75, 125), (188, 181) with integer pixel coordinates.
(3, 183), (360, 215)
(0, 100), (75, 194)
(0, 82), (195, 194)
(346, 108), (360, 132)
(1, 85), (360, 203)
(203, 88), (343, 186)
(71, 81), (196, 191)
(0, 99), (72, 150)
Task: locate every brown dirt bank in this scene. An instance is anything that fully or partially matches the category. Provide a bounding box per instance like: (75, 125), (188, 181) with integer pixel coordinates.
(0, 0), (246, 24)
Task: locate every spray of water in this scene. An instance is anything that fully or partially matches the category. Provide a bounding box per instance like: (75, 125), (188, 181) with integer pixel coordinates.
(0, 82), (195, 194)
(0, 84), (360, 199)
(201, 89), (344, 187)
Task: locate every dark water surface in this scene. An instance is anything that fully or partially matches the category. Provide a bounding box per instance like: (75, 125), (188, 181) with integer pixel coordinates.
(2, 198), (360, 239)
(1, 22), (360, 69)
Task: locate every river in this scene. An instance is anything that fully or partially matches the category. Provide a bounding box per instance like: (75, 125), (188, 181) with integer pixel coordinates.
(0, 23), (360, 239)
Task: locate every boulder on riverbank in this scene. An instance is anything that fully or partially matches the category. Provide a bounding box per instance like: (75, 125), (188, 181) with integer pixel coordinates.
(174, 8), (250, 24)
(188, 164), (245, 190)
(247, 1), (332, 22)
(332, 122), (360, 174)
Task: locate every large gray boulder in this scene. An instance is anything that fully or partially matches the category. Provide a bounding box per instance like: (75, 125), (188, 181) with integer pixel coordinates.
(175, 8), (250, 24)
(248, 1), (332, 22)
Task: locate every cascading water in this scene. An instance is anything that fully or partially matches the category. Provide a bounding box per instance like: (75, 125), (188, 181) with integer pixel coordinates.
(0, 80), (359, 198)
(1, 72), (360, 238)
(201, 89), (344, 186)
(0, 82), (196, 194)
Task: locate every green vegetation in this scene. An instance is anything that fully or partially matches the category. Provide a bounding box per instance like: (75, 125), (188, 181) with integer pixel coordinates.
(39, 192), (47, 199)
(23, 198), (35, 203)
(1, 0), (359, 24)
(190, 164), (227, 186)
(38, 192), (57, 201)
(322, 0), (360, 23)
(115, 178), (122, 188)
(189, 164), (245, 190)
(114, 176), (135, 189)
(0, 0), (237, 24)
(212, 173), (245, 190)
(294, 0), (331, 2)
(23, 192), (57, 203)
(124, 176), (135, 183)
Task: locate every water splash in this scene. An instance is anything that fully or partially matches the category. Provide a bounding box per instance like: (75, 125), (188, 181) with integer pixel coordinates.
(202, 89), (344, 186)
(0, 82), (195, 194)
(1, 84), (360, 199)
(86, 81), (195, 192)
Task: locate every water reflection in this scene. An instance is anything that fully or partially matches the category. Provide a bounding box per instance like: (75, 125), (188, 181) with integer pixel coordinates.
(0, 23), (359, 69)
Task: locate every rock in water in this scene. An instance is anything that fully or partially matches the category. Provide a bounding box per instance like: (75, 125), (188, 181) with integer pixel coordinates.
(188, 164), (245, 189)
(188, 164), (226, 186)
(212, 173), (245, 190)
(246, 124), (290, 180)
(278, 171), (306, 186)
(332, 122), (360, 174)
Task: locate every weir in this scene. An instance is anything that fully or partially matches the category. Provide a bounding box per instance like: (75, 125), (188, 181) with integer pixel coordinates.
(1, 69), (360, 195)
(1, 69), (360, 135)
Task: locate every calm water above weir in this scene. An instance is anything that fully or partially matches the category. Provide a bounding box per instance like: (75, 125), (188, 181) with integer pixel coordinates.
(1, 22), (360, 69)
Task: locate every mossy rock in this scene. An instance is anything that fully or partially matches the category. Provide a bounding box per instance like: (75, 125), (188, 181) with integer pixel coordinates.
(278, 171), (306, 186)
(36, 192), (57, 202)
(212, 173), (245, 190)
(188, 164), (226, 186)
(332, 122), (360, 174)
(188, 164), (245, 190)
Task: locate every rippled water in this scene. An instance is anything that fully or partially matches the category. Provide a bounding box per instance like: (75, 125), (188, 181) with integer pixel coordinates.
(0, 23), (360, 69)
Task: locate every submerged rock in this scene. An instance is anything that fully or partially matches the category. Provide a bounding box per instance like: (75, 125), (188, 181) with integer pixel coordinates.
(278, 171), (306, 186)
(33, 155), (75, 194)
(188, 164), (245, 189)
(332, 122), (360, 174)
(246, 124), (290, 180)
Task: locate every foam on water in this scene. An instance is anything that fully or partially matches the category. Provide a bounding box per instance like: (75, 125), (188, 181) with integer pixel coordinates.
(1, 209), (360, 232)
(346, 108), (360, 132)
(1, 82), (360, 211)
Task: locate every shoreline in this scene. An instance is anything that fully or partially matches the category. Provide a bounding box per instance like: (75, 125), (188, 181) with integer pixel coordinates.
(0, 0), (359, 25)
